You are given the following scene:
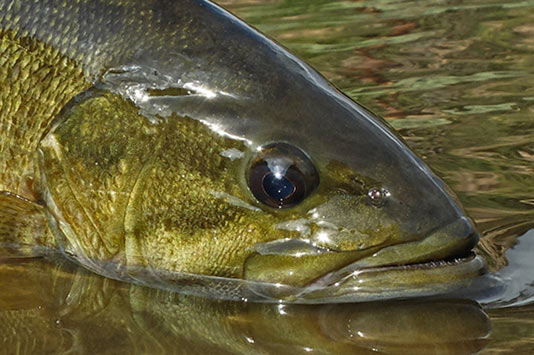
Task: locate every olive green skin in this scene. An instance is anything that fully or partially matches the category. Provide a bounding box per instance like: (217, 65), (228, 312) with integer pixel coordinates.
(0, 0), (483, 301)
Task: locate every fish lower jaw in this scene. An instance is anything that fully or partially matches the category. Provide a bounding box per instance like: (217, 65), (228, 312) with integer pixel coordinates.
(310, 249), (478, 289)
(293, 249), (487, 303)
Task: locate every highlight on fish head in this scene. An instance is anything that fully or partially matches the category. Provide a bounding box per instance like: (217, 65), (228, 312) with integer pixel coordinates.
(36, 0), (486, 302)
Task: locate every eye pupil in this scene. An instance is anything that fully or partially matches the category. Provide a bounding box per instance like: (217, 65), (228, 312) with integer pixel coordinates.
(263, 173), (295, 202)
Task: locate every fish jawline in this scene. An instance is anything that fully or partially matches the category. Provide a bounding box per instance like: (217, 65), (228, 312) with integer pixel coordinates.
(293, 252), (488, 303)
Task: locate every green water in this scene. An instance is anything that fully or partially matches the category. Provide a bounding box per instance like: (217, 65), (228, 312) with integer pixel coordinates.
(1, 0), (534, 353)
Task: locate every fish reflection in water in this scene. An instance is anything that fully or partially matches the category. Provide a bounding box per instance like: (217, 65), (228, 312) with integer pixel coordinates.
(0, 258), (490, 354)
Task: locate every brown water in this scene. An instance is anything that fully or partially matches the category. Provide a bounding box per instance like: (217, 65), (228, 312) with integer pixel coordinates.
(2, 0), (534, 353)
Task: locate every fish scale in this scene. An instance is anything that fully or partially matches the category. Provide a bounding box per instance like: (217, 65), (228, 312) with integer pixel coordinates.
(0, 28), (88, 195)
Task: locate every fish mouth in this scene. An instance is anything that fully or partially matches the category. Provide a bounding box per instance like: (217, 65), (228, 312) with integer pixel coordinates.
(356, 248), (477, 273)
(245, 217), (486, 302)
(335, 231), (478, 276)
(294, 227), (485, 302)
(314, 247), (478, 289)
(342, 216), (479, 269)
(383, 249), (477, 270)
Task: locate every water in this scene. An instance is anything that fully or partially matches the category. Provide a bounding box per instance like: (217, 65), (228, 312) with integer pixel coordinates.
(2, 0), (534, 353)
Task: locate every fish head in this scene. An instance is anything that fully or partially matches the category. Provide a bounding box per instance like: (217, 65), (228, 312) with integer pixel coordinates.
(36, 0), (483, 302)
(233, 82), (484, 301)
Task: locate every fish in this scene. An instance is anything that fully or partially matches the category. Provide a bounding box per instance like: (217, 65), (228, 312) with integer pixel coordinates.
(0, 0), (486, 302)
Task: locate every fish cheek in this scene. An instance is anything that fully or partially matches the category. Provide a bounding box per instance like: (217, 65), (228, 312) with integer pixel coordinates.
(122, 123), (283, 278)
(38, 91), (158, 264)
(122, 161), (264, 278)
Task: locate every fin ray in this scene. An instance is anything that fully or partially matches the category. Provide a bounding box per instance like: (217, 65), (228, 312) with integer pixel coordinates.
(0, 191), (51, 257)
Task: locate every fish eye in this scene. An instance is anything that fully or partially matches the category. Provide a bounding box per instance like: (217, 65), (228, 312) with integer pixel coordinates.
(248, 143), (319, 209)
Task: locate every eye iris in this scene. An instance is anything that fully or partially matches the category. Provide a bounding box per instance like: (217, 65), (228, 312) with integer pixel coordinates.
(262, 173), (295, 201)
(247, 142), (319, 209)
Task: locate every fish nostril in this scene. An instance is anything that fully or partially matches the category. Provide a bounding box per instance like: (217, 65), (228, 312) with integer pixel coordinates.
(367, 187), (391, 207)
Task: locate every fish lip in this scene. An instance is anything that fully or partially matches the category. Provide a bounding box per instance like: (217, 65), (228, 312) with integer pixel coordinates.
(313, 248), (479, 290)
(346, 217), (479, 269)
(293, 253), (489, 303)
(356, 249), (477, 273)
(305, 218), (482, 290)
(367, 230), (479, 272)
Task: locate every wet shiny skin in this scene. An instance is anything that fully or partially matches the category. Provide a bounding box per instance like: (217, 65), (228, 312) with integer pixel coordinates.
(1, 0), (480, 302)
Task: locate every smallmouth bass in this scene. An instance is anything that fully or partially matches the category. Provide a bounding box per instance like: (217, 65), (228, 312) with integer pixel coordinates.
(0, 0), (487, 302)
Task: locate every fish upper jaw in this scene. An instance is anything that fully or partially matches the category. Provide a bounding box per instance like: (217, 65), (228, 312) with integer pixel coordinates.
(336, 216), (479, 271)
